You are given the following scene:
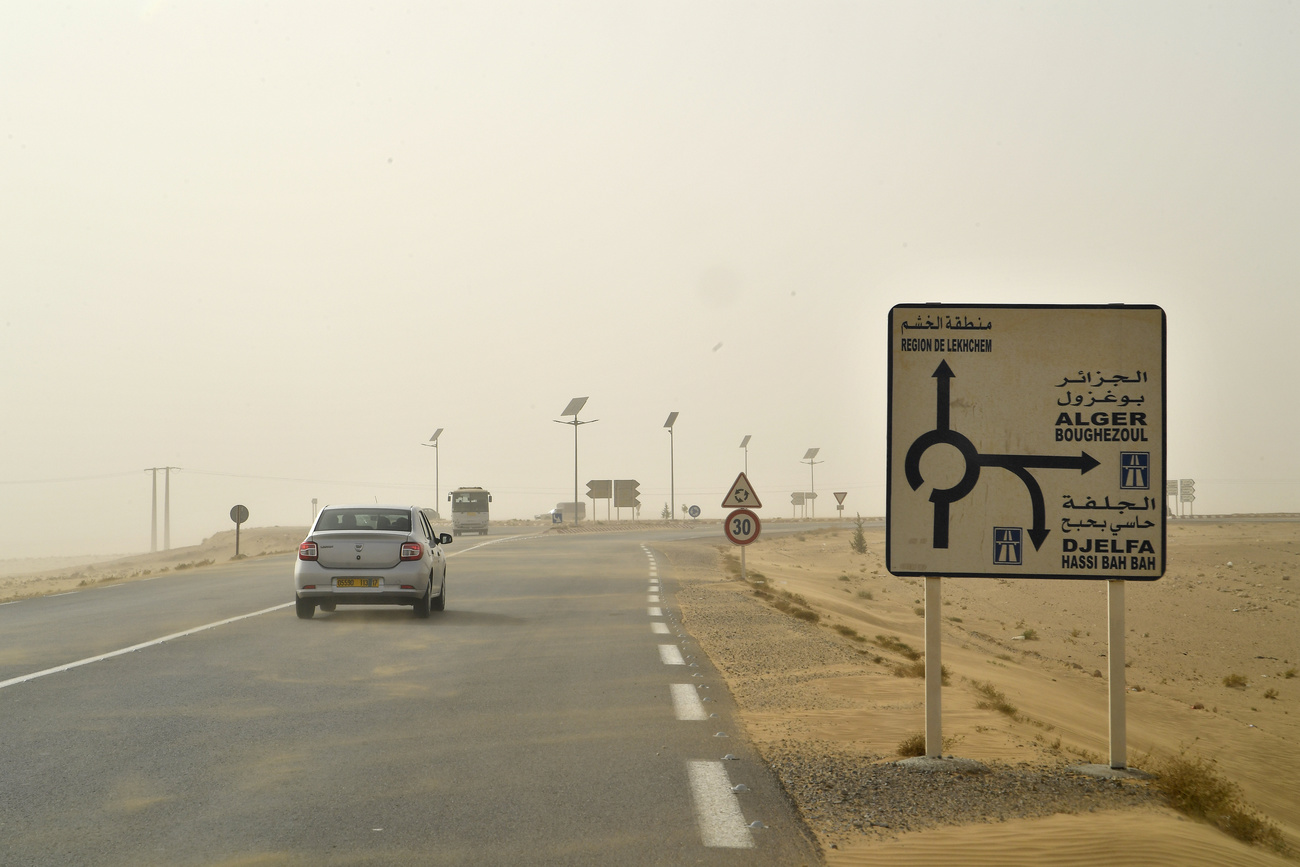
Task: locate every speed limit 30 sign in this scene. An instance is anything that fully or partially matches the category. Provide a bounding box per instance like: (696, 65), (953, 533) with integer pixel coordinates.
(724, 508), (761, 545)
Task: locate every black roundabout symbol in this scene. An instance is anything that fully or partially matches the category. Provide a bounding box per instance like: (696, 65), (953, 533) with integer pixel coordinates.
(904, 361), (1098, 551)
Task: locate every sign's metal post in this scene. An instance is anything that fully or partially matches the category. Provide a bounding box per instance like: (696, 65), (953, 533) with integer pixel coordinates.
(1108, 579), (1127, 769)
(741, 546), (748, 583)
(925, 576), (942, 757)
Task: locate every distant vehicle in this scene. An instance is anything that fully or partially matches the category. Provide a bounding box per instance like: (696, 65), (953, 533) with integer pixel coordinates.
(551, 501), (586, 523)
(294, 504), (451, 619)
(449, 486), (492, 535)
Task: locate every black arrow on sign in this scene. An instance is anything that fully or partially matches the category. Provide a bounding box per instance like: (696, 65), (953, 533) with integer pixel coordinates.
(979, 452), (1100, 549)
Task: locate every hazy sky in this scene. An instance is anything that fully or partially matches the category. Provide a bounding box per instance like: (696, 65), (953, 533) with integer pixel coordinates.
(3, 2), (1297, 558)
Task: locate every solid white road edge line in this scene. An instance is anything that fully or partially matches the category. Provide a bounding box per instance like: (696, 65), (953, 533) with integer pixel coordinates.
(687, 760), (755, 848)
(0, 603), (294, 691)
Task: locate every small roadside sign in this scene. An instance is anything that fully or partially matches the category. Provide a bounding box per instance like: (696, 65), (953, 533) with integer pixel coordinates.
(834, 492), (848, 505)
(724, 508), (761, 545)
(722, 472), (762, 508)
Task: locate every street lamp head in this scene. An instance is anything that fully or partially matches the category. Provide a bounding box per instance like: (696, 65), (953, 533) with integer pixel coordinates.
(664, 411), (679, 429)
(740, 435), (751, 448)
(423, 428), (444, 446)
(803, 448), (820, 461)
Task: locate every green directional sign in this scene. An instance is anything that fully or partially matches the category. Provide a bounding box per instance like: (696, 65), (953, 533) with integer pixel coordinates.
(887, 304), (1166, 581)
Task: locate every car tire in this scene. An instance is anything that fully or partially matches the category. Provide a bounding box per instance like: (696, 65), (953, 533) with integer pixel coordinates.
(432, 579), (446, 612)
(295, 597), (315, 620)
(413, 581), (432, 619)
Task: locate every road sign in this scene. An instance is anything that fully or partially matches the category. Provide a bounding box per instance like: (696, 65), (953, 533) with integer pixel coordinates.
(614, 479), (640, 508)
(887, 304), (1165, 580)
(722, 472), (762, 508)
(230, 504), (249, 524)
(791, 492), (805, 505)
(1179, 479), (1195, 502)
(688, 505), (701, 519)
(833, 492), (848, 505)
(724, 508), (761, 545)
(587, 479), (612, 499)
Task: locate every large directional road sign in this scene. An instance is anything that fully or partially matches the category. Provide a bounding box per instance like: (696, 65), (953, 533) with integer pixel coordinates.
(613, 479), (640, 509)
(887, 304), (1165, 580)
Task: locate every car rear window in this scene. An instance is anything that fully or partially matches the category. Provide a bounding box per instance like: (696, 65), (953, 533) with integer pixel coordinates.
(315, 509), (412, 532)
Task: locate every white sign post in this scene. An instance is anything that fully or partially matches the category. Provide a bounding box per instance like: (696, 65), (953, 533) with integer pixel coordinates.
(887, 304), (1166, 767)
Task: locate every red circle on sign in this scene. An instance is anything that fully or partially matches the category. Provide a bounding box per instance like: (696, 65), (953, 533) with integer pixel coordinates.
(724, 508), (762, 545)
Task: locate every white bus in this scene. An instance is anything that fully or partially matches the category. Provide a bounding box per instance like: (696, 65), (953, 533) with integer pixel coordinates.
(448, 487), (492, 535)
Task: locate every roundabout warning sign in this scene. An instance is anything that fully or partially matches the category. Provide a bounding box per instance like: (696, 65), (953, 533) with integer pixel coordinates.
(886, 304), (1166, 581)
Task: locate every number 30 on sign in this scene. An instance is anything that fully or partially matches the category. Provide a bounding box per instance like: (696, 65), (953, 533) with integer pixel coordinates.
(724, 508), (761, 545)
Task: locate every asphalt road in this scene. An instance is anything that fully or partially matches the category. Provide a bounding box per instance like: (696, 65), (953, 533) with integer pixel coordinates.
(0, 529), (820, 866)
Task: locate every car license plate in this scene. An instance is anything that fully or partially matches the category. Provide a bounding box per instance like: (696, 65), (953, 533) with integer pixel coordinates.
(336, 578), (379, 588)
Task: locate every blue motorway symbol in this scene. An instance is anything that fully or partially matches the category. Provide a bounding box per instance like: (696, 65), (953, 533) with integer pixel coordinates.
(993, 527), (1023, 566)
(1120, 452), (1150, 490)
(904, 360), (1100, 552)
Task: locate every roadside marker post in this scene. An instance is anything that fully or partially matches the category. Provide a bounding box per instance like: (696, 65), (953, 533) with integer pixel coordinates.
(887, 303), (1166, 767)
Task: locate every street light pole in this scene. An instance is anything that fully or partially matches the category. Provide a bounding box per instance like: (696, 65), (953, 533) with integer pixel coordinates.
(740, 434), (751, 474)
(422, 428), (444, 518)
(555, 398), (596, 525)
(802, 448), (822, 520)
(665, 412), (679, 521)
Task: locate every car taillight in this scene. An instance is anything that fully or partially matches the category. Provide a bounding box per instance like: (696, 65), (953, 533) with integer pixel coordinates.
(400, 542), (423, 560)
(298, 541), (318, 561)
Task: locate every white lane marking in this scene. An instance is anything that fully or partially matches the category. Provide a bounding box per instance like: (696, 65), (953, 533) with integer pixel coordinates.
(46, 592), (76, 598)
(0, 603), (294, 691)
(648, 607), (662, 617)
(444, 533), (534, 557)
(648, 594), (660, 603)
(687, 761), (754, 848)
(651, 622), (670, 634)
(658, 644), (685, 665)
(671, 683), (708, 720)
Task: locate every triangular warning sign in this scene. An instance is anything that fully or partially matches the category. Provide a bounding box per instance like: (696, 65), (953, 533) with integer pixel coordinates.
(722, 472), (762, 508)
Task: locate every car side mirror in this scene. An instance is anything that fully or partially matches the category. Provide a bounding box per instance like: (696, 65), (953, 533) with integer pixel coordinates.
(439, 533), (454, 545)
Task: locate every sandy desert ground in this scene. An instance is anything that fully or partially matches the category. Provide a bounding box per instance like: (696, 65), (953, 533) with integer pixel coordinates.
(5, 519), (1296, 865)
(662, 518), (1299, 865)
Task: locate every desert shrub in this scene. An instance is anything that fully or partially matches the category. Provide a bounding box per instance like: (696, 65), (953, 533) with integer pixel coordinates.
(832, 624), (862, 640)
(876, 635), (921, 660)
(1223, 674), (1248, 689)
(1263, 688), (1279, 700)
(898, 733), (927, 757)
(1284, 668), (1296, 679)
(850, 514), (868, 554)
(1152, 752), (1286, 851)
(892, 660), (951, 684)
(857, 589), (873, 600)
(791, 608), (820, 623)
(973, 680), (1018, 718)
(1021, 628), (1038, 640)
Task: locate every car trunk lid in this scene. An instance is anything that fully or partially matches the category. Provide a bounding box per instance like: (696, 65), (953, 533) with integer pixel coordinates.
(313, 533), (406, 569)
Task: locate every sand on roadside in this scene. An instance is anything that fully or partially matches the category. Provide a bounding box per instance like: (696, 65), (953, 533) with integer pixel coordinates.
(661, 519), (1299, 865)
(0, 526), (309, 601)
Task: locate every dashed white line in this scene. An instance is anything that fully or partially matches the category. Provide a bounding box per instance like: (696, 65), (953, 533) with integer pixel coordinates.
(670, 683), (708, 720)
(648, 594), (660, 603)
(648, 607), (662, 617)
(658, 644), (686, 665)
(651, 622), (670, 634)
(687, 761), (754, 848)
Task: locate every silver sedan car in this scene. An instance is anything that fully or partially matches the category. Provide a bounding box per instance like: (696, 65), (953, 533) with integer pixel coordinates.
(294, 504), (452, 619)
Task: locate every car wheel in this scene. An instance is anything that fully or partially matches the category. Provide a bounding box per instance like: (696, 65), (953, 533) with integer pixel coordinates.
(413, 581), (432, 619)
(432, 579), (446, 612)
(295, 597), (315, 620)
